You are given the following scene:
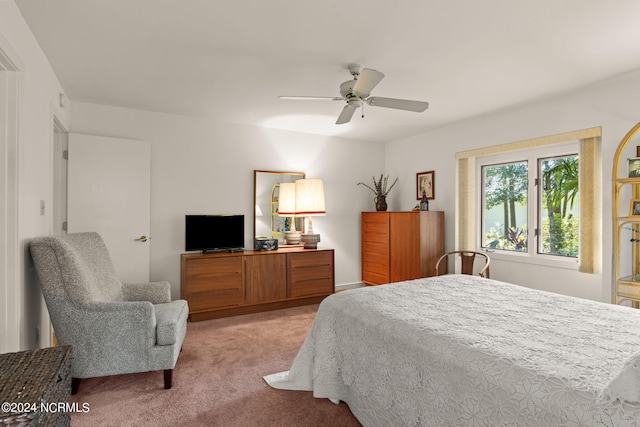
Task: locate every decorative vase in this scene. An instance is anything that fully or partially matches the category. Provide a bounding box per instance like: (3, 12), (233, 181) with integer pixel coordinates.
(375, 195), (387, 211)
(284, 231), (301, 245)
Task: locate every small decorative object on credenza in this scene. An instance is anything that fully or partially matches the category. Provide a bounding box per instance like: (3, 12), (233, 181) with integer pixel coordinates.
(254, 237), (278, 251)
(358, 174), (398, 212)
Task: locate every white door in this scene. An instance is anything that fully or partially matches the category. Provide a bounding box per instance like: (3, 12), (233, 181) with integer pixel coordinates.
(67, 134), (151, 282)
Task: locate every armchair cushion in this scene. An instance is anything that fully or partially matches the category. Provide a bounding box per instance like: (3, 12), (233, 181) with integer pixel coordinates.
(154, 300), (189, 346)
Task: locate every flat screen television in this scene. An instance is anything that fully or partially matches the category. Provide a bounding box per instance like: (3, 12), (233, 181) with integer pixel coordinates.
(185, 214), (244, 253)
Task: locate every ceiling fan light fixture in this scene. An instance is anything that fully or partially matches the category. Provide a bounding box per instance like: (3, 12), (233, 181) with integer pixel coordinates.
(347, 97), (362, 108)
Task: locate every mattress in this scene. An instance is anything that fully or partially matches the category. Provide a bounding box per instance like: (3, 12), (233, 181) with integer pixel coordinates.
(265, 275), (640, 426)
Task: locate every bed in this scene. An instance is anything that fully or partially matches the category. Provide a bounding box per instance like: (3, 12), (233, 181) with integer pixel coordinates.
(265, 275), (640, 426)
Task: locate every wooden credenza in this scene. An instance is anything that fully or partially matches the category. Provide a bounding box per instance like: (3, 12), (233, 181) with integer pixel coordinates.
(181, 248), (334, 321)
(362, 211), (445, 286)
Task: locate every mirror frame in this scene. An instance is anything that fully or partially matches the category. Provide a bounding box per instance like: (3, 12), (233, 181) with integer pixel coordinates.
(254, 170), (305, 243)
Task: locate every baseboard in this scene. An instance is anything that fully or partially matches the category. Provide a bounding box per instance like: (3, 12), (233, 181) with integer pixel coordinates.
(335, 282), (365, 292)
(188, 295), (328, 321)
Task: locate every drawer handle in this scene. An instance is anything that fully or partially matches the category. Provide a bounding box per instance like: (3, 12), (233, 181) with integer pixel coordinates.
(293, 263), (330, 269)
(292, 277), (332, 283)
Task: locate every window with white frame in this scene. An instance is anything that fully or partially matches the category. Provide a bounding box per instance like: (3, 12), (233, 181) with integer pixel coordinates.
(477, 142), (580, 263)
(456, 127), (600, 273)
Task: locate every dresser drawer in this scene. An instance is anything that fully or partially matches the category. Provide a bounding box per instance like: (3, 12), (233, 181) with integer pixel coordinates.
(182, 256), (244, 310)
(287, 251), (334, 298)
(362, 242), (389, 261)
(362, 269), (390, 286)
(362, 214), (389, 245)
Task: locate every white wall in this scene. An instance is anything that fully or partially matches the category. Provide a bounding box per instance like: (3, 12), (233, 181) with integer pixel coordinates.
(69, 102), (385, 298)
(385, 68), (640, 303)
(0, 1), (70, 351)
(8, 0), (640, 350)
(73, 72), (639, 304)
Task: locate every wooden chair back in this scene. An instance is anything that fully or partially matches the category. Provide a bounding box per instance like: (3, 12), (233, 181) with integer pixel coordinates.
(434, 251), (490, 278)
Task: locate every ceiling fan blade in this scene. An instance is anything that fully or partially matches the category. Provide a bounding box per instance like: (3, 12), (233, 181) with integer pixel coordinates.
(352, 68), (384, 96)
(278, 96), (342, 101)
(365, 96), (429, 112)
(336, 105), (357, 125)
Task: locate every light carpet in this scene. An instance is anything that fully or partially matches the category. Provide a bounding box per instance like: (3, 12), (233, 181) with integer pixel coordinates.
(70, 304), (360, 426)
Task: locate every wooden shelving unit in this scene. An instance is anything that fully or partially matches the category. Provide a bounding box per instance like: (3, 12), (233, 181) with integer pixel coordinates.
(613, 122), (640, 307)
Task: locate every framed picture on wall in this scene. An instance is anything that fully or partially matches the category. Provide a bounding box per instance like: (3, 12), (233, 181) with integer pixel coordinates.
(416, 171), (434, 200)
(631, 199), (640, 216)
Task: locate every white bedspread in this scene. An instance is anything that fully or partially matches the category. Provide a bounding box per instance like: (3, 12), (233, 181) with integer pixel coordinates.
(265, 275), (640, 426)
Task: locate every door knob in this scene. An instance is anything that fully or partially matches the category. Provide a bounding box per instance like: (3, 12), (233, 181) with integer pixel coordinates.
(135, 235), (148, 242)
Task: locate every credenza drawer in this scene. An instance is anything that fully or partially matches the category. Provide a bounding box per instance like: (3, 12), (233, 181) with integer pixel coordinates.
(182, 256), (244, 310)
(288, 251), (334, 298)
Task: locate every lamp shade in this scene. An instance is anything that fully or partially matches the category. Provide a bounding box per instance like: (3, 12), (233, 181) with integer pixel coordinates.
(277, 182), (297, 217)
(295, 179), (326, 216)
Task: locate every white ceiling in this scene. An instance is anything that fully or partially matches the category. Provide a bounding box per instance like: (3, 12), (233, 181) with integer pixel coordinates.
(15, 0), (640, 142)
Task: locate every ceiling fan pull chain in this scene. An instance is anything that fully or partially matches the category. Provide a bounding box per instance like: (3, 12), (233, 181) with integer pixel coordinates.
(362, 102), (365, 119)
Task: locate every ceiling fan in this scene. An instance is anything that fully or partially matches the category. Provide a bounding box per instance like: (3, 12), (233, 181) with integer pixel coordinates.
(278, 63), (429, 125)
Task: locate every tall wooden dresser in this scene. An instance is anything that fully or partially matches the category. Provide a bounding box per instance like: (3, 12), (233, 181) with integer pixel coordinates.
(361, 211), (445, 285)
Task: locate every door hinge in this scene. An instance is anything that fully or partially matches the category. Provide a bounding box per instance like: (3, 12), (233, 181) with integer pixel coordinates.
(62, 221), (68, 231)
(534, 228), (539, 236)
(63, 150), (68, 160)
(534, 178), (539, 186)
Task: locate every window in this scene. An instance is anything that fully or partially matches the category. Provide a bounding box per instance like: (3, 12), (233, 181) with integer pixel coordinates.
(538, 155), (579, 257)
(456, 127), (600, 274)
(479, 146), (579, 261)
(481, 161), (529, 252)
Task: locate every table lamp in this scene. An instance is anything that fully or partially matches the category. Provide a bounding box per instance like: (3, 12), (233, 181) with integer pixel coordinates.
(295, 178), (326, 249)
(277, 182), (301, 244)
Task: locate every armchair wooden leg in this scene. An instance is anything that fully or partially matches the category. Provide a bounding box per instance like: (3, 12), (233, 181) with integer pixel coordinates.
(71, 377), (81, 395)
(164, 369), (173, 389)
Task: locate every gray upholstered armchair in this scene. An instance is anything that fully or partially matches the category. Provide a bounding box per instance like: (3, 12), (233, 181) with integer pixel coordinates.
(29, 232), (188, 394)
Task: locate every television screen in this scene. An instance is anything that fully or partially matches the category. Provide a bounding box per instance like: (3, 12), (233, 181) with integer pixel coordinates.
(185, 215), (244, 252)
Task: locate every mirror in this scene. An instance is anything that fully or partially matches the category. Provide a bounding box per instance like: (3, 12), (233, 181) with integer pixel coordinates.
(254, 170), (305, 243)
